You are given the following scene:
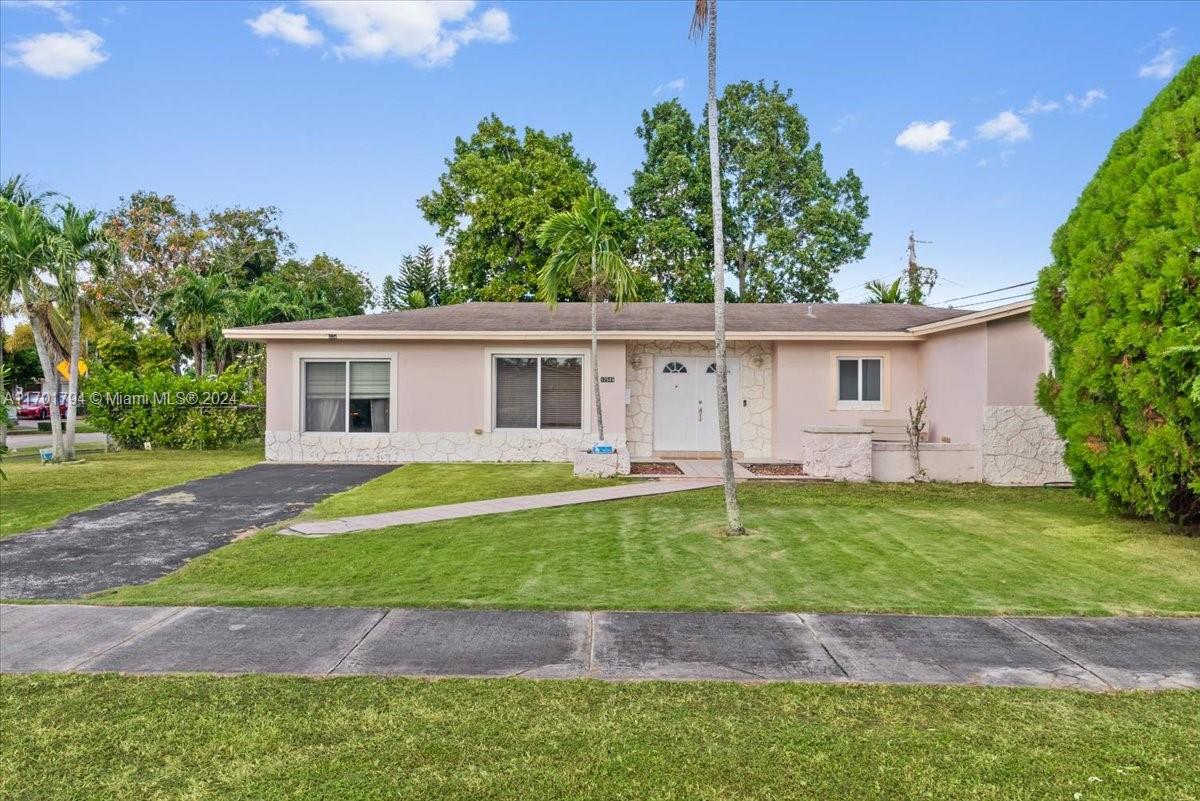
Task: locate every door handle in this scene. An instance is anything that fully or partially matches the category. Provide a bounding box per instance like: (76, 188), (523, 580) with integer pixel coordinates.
(698, 400), (703, 422)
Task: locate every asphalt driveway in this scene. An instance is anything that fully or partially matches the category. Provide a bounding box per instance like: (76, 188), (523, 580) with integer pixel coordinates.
(0, 463), (393, 599)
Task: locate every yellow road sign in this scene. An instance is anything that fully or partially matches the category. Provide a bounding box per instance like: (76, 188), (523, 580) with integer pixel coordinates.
(55, 359), (88, 380)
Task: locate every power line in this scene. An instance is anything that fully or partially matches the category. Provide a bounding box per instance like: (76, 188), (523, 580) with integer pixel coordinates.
(934, 281), (1035, 305)
(958, 290), (1034, 308)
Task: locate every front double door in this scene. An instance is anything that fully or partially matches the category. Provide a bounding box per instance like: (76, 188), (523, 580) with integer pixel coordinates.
(652, 356), (741, 453)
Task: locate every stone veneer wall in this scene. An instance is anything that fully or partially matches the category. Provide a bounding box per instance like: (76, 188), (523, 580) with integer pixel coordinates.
(798, 426), (873, 482)
(625, 340), (773, 458)
(982, 405), (1071, 485)
(266, 429), (626, 465)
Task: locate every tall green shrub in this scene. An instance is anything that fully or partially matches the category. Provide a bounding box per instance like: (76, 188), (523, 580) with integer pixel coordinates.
(85, 366), (263, 450)
(1033, 57), (1199, 525)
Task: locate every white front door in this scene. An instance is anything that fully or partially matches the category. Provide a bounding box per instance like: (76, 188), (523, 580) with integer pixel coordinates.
(653, 356), (740, 452)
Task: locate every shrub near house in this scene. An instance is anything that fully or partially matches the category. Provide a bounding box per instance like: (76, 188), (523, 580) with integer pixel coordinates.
(85, 366), (264, 449)
(1034, 56), (1199, 525)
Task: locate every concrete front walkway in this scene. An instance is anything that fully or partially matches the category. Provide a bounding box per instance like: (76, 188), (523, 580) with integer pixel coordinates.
(284, 479), (720, 536)
(3, 604), (1196, 690)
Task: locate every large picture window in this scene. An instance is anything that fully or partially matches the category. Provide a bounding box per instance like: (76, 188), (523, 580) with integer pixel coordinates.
(304, 360), (390, 433)
(836, 357), (883, 408)
(494, 355), (582, 429)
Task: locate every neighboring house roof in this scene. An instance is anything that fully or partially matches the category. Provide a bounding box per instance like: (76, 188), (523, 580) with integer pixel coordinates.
(224, 299), (1034, 342)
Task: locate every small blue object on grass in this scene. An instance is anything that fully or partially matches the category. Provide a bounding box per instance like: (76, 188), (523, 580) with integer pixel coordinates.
(38, 447), (54, 465)
(591, 441), (615, 454)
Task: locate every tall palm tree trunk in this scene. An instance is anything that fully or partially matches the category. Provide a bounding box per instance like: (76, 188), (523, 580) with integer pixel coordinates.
(590, 258), (604, 441)
(0, 310), (7, 453)
(27, 311), (64, 460)
(704, 0), (745, 535)
(64, 297), (81, 460)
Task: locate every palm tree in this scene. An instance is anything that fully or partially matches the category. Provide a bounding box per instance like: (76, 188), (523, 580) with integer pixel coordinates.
(537, 187), (636, 443)
(0, 196), (68, 460)
(692, 0), (745, 535)
(169, 269), (230, 377)
(0, 175), (50, 453)
(55, 203), (113, 460)
(864, 277), (904, 304)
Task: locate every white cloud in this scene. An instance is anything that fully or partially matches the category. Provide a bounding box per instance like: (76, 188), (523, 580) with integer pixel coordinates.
(1139, 48), (1178, 79)
(1066, 89), (1106, 111)
(895, 120), (956, 153)
(2, 29), (106, 78)
(1139, 28), (1180, 79)
(1, 0), (76, 25)
(1021, 98), (1060, 115)
(247, 6), (323, 47)
(832, 113), (856, 133)
(301, 0), (513, 66)
(976, 110), (1030, 143)
(653, 77), (686, 96)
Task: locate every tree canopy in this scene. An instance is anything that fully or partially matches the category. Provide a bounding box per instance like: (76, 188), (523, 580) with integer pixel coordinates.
(418, 115), (600, 302)
(1033, 56), (1199, 525)
(628, 81), (870, 302)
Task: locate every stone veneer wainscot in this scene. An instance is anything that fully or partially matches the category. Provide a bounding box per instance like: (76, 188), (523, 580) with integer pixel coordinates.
(266, 429), (627, 465)
(982, 405), (1071, 486)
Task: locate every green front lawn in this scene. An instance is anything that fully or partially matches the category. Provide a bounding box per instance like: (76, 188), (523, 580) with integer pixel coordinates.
(0, 445), (261, 538)
(299, 462), (625, 521)
(3, 675), (1196, 801)
(100, 471), (1200, 616)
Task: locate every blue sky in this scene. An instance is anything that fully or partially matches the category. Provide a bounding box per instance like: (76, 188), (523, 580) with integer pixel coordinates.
(1, 0), (1195, 307)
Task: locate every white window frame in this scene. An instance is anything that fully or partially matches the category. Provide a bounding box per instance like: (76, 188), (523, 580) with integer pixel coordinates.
(484, 347), (589, 433)
(828, 350), (889, 411)
(299, 357), (393, 434)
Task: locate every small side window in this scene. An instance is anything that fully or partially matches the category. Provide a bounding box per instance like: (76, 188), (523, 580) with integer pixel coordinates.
(663, 361), (688, 374)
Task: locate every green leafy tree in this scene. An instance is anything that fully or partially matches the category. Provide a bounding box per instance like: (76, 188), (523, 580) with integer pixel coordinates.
(538, 188), (637, 442)
(380, 275), (401, 311)
(2, 322), (43, 389)
(419, 115), (603, 301)
(629, 83), (871, 303)
(203, 205), (293, 285)
(1033, 56), (1199, 525)
(99, 192), (206, 323)
(136, 328), (177, 373)
(629, 100), (712, 301)
(716, 80), (871, 302)
(265, 253), (373, 319)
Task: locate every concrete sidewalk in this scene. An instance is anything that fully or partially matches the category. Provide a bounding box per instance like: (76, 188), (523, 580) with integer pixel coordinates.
(284, 479), (720, 536)
(3, 604), (1196, 690)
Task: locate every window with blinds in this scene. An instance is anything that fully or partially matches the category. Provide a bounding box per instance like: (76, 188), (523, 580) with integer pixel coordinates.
(494, 355), (583, 430)
(303, 360), (390, 433)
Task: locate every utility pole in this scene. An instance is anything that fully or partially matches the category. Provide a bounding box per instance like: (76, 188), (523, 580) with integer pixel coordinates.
(905, 231), (935, 304)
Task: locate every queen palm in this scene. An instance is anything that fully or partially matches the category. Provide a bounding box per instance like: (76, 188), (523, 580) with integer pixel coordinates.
(0, 175), (50, 453)
(55, 203), (114, 460)
(0, 196), (68, 460)
(865, 277), (904, 304)
(537, 188), (636, 442)
(692, 0), (745, 535)
(169, 269), (231, 377)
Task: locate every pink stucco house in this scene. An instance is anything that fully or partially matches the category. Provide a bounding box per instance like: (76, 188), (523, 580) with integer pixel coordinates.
(224, 299), (1070, 485)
